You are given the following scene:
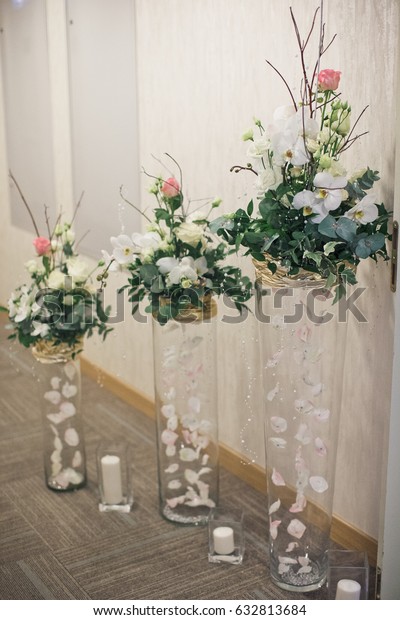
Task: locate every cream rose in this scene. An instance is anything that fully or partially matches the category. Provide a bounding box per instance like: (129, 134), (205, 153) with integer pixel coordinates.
(67, 257), (91, 283)
(175, 222), (205, 247)
(47, 269), (66, 290)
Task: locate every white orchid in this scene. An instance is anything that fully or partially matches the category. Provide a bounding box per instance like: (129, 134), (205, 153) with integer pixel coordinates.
(101, 250), (123, 273)
(344, 194), (379, 224)
(31, 321), (50, 337)
(132, 231), (162, 250)
(110, 234), (138, 265)
(313, 172), (347, 212)
(292, 190), (321, 218)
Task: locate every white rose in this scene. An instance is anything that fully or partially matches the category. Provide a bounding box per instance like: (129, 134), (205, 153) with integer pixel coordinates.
(67, 257), (91, 283)
(64, 229), (75, 243)
(175, 222), (205, 247)
(25, 259), (39, 274)
(47, 269), (66, 290)
(256, 167), (283, 194)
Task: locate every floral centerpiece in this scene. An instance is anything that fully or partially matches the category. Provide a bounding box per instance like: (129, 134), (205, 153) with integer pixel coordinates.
(100, 156), (252, 322)
(210, 9), (391, 300)
(3, 174), (111, 352)
(1, 173), (111, 492)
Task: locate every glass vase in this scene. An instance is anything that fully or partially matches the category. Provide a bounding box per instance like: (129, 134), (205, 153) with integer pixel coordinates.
(255, 259), (348, 593)
(152, 297), (219, 525)
(33, 340), (86, 491)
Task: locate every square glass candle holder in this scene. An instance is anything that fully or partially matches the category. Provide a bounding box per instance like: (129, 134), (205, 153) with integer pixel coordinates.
(208, 508), (245, 565)
(327, 549), (369, 600)
(97, 441), (134, 512)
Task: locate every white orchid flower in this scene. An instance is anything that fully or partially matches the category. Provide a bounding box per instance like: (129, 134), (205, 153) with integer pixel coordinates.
(271, 110), (319, 167)
(31, 321), (50, 337)
(292, 190), (321, 217)
(101, 250), (123, 273)
(313, 172), (347, 212)
(344, 194), (379, 224)
(168, 257), (198, 285)
(156, 256), (179, 275)
(131, 231), (162, 250)
(110, 234), (138, 265)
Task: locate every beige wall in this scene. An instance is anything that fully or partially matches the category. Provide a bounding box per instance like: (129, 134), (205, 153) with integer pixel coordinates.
(0, 0), (398, 540)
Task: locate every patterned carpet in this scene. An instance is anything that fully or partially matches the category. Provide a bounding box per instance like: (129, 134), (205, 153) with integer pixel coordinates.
(0, 335), (340, 601)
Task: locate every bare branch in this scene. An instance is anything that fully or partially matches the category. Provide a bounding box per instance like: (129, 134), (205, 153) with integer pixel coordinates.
(119, 185), (152, 223)
(265, 60), (298, 111)
(230, 164), (259, 176)
(9, 170), (40, 237)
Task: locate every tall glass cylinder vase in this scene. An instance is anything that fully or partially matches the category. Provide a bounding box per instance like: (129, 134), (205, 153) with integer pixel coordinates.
(33, 340), (86, 491)
(152, 297), (219, 525)
(255, 260), (348, 593)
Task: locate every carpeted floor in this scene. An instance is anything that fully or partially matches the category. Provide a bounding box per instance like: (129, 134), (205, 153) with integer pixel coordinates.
(0, 334), (353, 601)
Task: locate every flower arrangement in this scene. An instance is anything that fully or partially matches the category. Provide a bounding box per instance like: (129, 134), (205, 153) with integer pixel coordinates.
(2, 173), (111, 351)
(210, 8), (391, 300)
(100, 155), (252, 324)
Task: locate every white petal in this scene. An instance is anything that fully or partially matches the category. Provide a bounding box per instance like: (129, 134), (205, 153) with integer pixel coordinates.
(313, 407), (330, 422)
(269, 499), (281, 515)
(50, 377), (61, 390)
(64, 428), (79, 447)
(164, 463), (179, 473)
(168, 479), (182, 490)
(62, 382), (78, 399)
(272, 468), (285, 486)
(64, 363), (76, 381)
(270, 416), (287, 433)
(72, 450), (82, 467)
(267, 383), (280, 401)
(161, 404), (175, 418)
(287, 519), (306, 539)
(269, 437), (287, 449)
(44, 391), (61, 405)
(309, 476), (329, 493)
(60, 402), (76, 417)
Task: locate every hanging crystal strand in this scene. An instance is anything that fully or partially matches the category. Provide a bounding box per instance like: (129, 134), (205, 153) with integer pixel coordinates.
(33, 341), (86, 491)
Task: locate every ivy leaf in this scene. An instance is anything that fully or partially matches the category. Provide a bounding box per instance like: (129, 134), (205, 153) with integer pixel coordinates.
(304, 250), (322, 266)
(323, 240), (344, 256)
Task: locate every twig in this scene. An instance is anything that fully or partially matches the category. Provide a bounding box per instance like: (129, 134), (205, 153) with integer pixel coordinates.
(337, 106), (369, 154)
(265, 60), (298, 111)
(75, 229), (90, 250)
(71, 190), (85, 226)
(230, 164), (259, 176)
(9, 170), (40, 236)
(119, 185), (152, 223)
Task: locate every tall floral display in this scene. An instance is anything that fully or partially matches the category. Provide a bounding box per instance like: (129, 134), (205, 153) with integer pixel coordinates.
(4, 175), (111, 491)
(212, 8), (391, 591)
(101, 156), (251, 524)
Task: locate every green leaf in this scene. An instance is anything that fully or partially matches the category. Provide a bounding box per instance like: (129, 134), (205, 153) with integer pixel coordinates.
(304, 251), (322, 267)
(262, 233), (280, 252)
(247, 200), (254, 216)
(336, 217), (357, 242)
(139, 263), (159, 285)
(209, 216), (234, 234)
(318, 215), (338, 239)
(323, 241), (344, 256)
(355, 233), (385, 258)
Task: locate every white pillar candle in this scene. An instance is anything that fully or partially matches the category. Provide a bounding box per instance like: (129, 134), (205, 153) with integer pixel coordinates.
(213, 526), (235, 555)
(335, 579), (361, 600)
(101, 455), (123, 505)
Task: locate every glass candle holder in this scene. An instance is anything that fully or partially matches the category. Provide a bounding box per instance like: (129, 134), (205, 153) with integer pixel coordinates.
(97, 441), (134, 512)
(327, 549), (369, 600)
(208, 508), (244, 565)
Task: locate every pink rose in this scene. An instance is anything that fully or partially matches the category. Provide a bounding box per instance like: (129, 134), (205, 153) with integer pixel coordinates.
(318, 69), (341, 91)
(161, 177), (180, 198)
(33, 236), (51, 256)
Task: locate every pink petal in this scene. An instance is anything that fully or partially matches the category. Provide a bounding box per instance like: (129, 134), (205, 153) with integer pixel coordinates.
(272, 468), (285, 486)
